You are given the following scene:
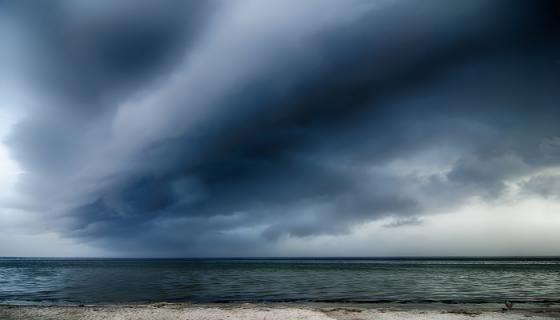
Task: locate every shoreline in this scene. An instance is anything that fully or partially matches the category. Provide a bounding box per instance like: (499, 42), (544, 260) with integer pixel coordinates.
(1, 302), (560, 320)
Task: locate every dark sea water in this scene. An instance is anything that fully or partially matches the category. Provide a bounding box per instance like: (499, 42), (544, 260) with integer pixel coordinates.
(1, 258), (559, 305)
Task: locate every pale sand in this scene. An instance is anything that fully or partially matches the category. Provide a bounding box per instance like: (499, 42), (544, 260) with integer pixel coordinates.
(1, 304), (559, 320)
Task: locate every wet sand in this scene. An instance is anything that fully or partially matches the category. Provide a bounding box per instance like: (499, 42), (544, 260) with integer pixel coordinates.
(1, 303), (559, 320)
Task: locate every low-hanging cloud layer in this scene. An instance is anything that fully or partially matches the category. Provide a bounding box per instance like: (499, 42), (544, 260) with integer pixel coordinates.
(1, 0), (560, 256)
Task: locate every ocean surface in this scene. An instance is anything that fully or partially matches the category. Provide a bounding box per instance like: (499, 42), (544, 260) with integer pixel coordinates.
(1, 258), (559, 305)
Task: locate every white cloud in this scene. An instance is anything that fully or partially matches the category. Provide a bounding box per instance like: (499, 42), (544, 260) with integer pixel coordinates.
(274, 197), (560, 257)
(0, 231), (106, 257)
(0, 101), (24, 204)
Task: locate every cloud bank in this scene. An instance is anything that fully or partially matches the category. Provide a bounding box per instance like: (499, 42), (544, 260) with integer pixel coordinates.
(1, 0), (560, 256)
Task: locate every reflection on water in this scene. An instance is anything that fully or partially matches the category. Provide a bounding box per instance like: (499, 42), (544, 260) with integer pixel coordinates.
(1, 258), (560, 304)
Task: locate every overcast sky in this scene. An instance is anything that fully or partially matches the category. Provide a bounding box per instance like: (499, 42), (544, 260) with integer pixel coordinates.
(1, 0), (560, 257)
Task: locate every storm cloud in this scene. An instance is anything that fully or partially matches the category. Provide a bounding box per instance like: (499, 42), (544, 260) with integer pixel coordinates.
(1, 0), (560, 256)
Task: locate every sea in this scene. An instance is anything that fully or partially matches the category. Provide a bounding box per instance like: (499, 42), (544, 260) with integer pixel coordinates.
(1, 257), (559, 305)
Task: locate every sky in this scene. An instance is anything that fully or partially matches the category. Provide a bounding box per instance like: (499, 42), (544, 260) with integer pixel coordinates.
(0, 0), (560, 257)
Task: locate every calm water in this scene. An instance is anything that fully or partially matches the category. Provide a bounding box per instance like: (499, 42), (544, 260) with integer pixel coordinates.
(1, 258), (559, 305)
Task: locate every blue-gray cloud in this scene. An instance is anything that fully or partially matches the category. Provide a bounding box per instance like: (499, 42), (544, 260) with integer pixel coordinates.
(2, 0), (560, 256)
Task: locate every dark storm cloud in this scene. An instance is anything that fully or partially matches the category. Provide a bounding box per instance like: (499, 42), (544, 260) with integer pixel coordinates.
(6, 0), (215, 101)
(2, 0), (560, 256)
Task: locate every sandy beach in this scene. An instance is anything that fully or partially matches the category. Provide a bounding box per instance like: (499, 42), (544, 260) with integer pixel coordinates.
(1, 303), (559, 320)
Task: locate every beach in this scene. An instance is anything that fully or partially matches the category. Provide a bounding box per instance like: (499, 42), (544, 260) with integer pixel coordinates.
(1, 303), (559, 320)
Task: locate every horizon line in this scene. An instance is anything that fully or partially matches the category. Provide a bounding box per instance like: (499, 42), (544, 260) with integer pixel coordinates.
(2, 255), (560, 260)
